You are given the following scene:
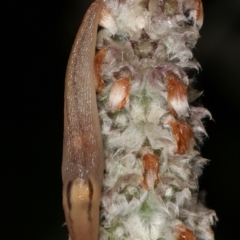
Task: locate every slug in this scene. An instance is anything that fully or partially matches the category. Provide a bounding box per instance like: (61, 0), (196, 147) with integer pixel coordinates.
(62, 0), (104, 240)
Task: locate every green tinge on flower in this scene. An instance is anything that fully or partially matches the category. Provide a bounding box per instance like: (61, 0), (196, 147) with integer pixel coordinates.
(96, 0), (217, 239)
(134, 39), (154, 58)
(162, 0), (178, 16)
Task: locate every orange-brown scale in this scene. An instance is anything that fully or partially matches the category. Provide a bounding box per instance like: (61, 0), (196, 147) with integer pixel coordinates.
(142, 153), (160, 189)
(99, 6), (117, 35)
(109, 77), (130, 110)
(195, 0), (203, 22)
(94, 47), (107, 91)
(166, 73), (187, 115)
(177, 225), (196, 240)
(169, 119), (194, 154)
(100, 6), (111, 22)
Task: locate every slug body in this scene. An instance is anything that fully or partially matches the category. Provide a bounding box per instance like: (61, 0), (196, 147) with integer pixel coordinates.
(62, 1), (104, 240)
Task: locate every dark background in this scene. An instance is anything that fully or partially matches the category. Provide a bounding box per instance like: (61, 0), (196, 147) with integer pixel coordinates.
(2, 0), (240, 239)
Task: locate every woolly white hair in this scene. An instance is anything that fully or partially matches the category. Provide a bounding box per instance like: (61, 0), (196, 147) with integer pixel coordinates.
(97, 0), (217, 239)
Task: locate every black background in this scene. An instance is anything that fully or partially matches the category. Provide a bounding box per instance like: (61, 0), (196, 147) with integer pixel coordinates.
(2, 0), (240, 239)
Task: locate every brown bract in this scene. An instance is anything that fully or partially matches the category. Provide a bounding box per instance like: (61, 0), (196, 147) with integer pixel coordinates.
(99, 6), (117, 35)
(109, 77), (130, 110)
(94, 47), (107, 91)
(100, 6), (111, 23)
(177, 225), (196, 240)
(142, 153), (160, 189)
(166, 73), (188, 116)
(169, 119), (194, 154)
(195, 0), (203, 22)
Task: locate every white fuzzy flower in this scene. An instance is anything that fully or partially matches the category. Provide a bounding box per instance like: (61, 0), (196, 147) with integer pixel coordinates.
(96, 1), (217, 239)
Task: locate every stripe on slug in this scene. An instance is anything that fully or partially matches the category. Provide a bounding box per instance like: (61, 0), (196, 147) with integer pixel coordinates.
(168, 119), (194, 154)
(109, 77), (130, 110)
(166, 73), (189, 117)
(142, 153), (160, 190)
(66, 181), (72, 210)
(87, 179), (93, 221)
(94, 47), (107, 91)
